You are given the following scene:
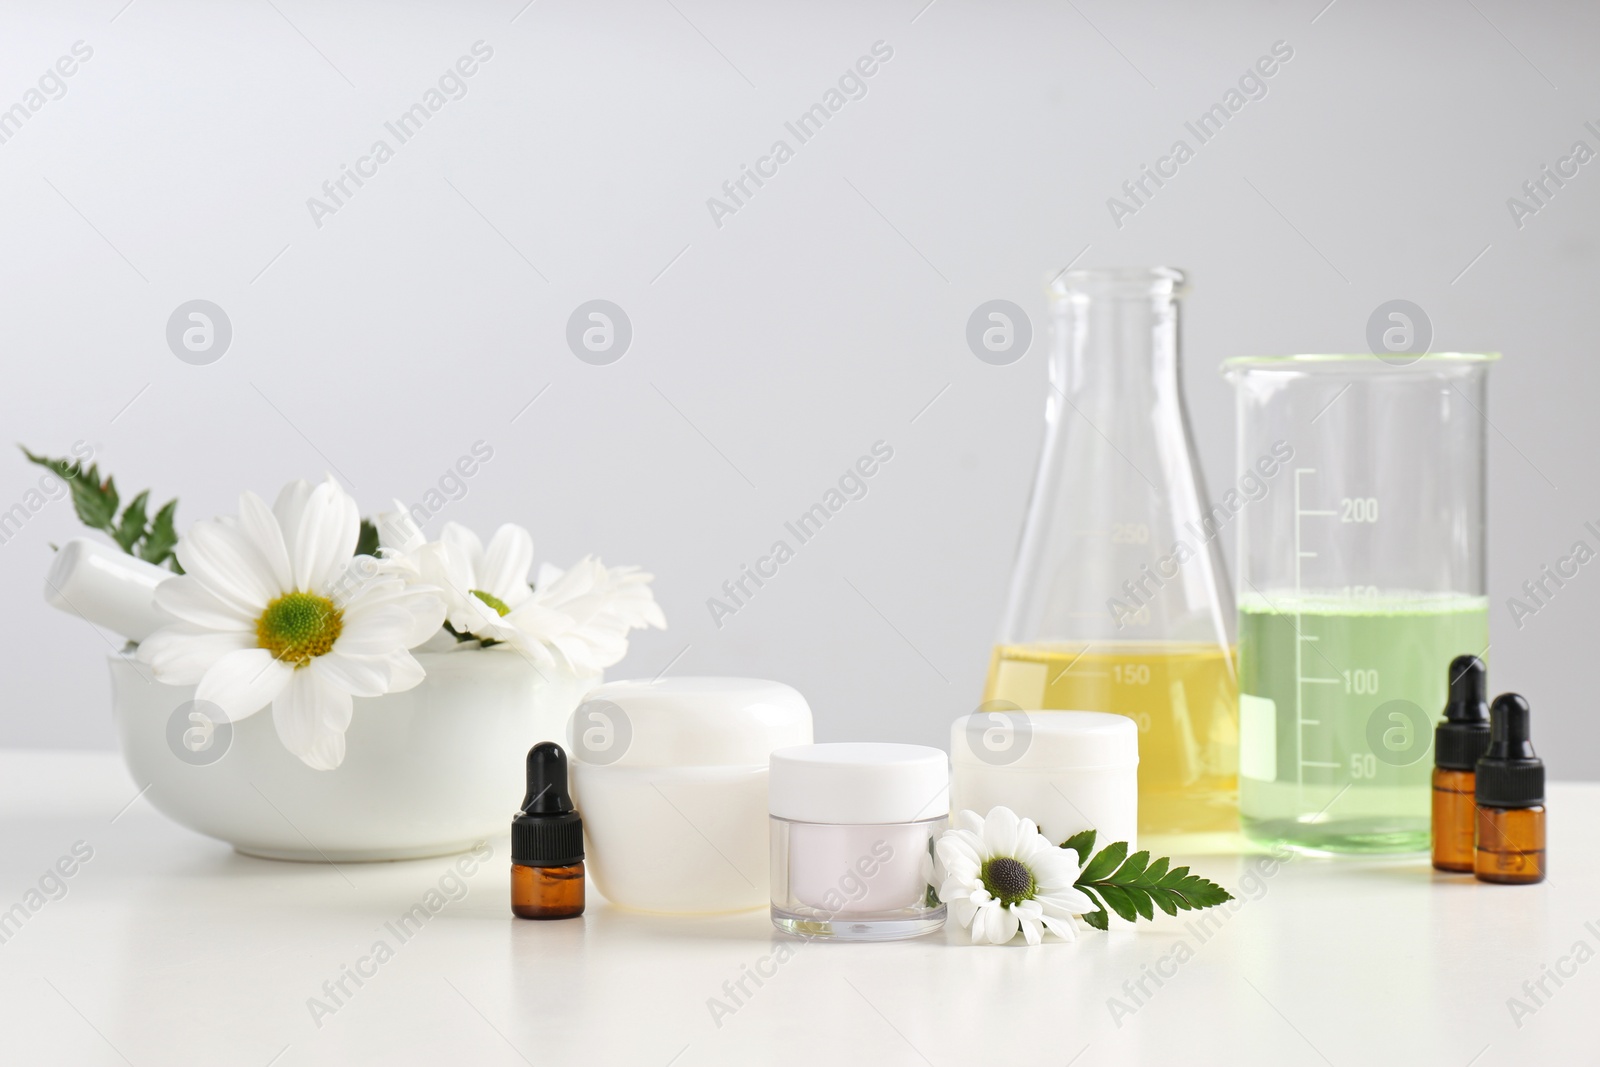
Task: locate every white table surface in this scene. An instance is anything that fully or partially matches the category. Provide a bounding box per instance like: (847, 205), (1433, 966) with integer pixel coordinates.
(0, 749), (1593, 1067)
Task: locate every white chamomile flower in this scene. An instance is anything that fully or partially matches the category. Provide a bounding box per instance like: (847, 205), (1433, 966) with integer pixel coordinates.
(138, 477), (445, 771)
(519, 557), (666, 674)
(935, 806), (1096, 946)
(376, 515), (665, 675)
(433, 520), (545, 647)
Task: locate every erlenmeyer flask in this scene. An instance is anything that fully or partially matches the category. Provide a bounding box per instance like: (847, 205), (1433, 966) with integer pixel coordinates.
(984, 267), (1238, 836)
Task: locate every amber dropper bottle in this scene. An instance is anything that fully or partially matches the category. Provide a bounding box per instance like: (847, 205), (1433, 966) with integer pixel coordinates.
(1474, 694), (1546, 885)
(511, 742), (585, 919)
(1432, 655), (1491, 872)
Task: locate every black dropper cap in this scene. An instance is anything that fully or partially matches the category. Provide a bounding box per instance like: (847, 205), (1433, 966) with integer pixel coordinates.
(1435, 655), (1491, 771)
(1475, 693), (1544, 808)
(512, 742), (584, 867)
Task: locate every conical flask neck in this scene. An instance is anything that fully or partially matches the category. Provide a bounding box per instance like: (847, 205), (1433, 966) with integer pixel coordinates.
(1050, 284), (1183, 401)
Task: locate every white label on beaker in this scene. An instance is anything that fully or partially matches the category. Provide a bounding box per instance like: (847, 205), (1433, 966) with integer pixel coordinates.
(1239, 694), (1277, 781)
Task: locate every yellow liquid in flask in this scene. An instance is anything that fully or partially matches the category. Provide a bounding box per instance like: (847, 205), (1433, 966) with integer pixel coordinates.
(983, 642), (1239, 835)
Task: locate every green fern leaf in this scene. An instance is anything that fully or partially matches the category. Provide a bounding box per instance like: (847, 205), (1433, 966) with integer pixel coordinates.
(1061, 829), (1098, 867)
(1071, 838), (1234, 926)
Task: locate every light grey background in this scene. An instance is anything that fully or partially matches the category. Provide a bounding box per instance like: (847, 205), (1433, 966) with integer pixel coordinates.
(2, 0), (1595, 776)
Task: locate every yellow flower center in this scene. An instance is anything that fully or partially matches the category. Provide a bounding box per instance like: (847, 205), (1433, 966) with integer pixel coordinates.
(256, 592), (343, 665)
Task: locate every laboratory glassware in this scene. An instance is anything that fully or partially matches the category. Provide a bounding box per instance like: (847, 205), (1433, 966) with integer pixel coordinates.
(1224, 352), (1496, 853)
(985, 267), (1238, 837)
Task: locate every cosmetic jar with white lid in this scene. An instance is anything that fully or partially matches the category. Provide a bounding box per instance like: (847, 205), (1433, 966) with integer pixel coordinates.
(768, 743), (948, 941)
(567, 677), (811, 914)
(950, 710), (1138, 849)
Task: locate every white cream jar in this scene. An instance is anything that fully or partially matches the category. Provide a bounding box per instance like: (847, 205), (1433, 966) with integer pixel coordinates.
(568, 677), (812, 914)
(949, 710), (1139, 849)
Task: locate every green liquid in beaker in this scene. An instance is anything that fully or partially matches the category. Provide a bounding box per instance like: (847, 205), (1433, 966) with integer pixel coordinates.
(1237, 594), (1489, 853)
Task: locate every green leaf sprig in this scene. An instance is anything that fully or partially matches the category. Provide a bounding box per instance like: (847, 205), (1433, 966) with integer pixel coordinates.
(21, 447), (182, 572)
(1061, 828), (1233, 931)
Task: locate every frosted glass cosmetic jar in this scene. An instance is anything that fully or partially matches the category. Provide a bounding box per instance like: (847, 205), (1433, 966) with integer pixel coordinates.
(950, 710), (1138, 849)
(568, 678), (812, 914)
(768, 743), (948, 941)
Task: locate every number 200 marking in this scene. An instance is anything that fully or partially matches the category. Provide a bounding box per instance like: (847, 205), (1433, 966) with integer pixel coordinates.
(1340, 497), (1379, 523)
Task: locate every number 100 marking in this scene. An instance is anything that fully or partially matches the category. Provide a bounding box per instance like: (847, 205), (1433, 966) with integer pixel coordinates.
(1343, 668), (1379, 695)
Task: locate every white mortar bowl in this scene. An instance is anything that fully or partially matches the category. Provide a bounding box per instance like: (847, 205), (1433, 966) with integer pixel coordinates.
(110, 650), (597, 862)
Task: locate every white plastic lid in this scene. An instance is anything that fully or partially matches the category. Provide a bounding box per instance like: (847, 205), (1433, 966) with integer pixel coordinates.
(949, 710), (1139, 770)
(567, 677), (812, 768)
(768, 743), (949, 824)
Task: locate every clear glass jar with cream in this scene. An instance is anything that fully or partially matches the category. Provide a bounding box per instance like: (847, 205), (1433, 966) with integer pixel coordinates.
(768, 743), (948, 941)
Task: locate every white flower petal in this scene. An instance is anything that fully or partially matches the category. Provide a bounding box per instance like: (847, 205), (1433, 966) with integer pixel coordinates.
(272, 667), (353, 770)
(970, 900), (999, 944)
(513, 555), (665, 672)
(334, 572), (444, 651)
(138, 625), (253, 685)
(272, 479), (314, 542)
(339, 576), (444, 648)
(309, 651), (390, 698)
(435, 524), (483, 607)
(441, 521), (483, 563)
(935, 831), (979, 864)
(326, 564), (395, 610)
(1023, 836), (1072, 868)
(175, 518), (277, 611)
(498, 597), (572, 637)
(1016, 828), (1055, 864)
(334, 605), (415, 657)
(1019, 915), (1043, 946)
(195, 648), (293, 722)
(236, 490), (293, 595)
(1038, 886), (1099, 917)
(288, 476), (358, 593)
(374, 501), (426, 554)
(982, 806), (1023, 858)
(154, 576), (254, 631)
(400, 592), (446, 648)
(1040, 914), (1078, 942)
(947, 895), (978, 930)
(954, 809), (985, 837)
(936, 852), (980, 882)
(428, 529), (486, 628)
(383, 650), (426, 692)
(988, 903), (1021, 944)
(944, 827), (984, 856)
(479, 524), (534, 604)
(1030, 857), (1081, 889)
(501, 628), (560, 670)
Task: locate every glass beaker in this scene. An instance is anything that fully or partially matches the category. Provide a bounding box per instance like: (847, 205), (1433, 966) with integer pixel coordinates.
(984, 267), (1239, 837)
(1224, 353), (1497, 853)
